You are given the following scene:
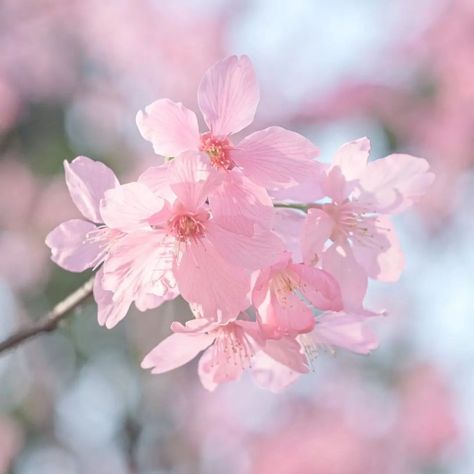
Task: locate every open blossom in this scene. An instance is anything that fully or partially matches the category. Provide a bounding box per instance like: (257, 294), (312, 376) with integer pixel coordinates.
(100, 152), (284, 324)
(46, 156), (178, 327)
(252, 252), (343, 339)
(142, 315), (308, 392)
(300, 311), (379, 361)
(136, 55), (323, 197)
(301, 137), (434, 310)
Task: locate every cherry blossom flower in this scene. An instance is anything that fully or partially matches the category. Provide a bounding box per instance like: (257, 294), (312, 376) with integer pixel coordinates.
(299, 311), (379, 368)
(136, 55), (322, 194)
(141, 315), (308, 392)
(252, 253), (342, 339)
(100, 152), (284, 323)
(301, 137), (434, 310)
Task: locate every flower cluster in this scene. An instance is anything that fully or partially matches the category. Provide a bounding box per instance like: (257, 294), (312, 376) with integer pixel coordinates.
(46, 56), (434, 392)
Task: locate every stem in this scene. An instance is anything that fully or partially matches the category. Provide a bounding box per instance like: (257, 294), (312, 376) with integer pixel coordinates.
(273, 202), (323, 213)
(0, 277), (94, 356)
(273, 202), (309, 212)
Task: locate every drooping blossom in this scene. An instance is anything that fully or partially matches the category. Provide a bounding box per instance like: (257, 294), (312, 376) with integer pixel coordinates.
(301, 137), (434, 310)
(252, 252), (342, 339)
(136, 55), (323, 198)
(141, 315), (308, 392)
(299, 311), (379, 367)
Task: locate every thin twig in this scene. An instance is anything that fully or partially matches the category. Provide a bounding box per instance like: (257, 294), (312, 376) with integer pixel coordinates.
(273, 202), (323, 213)
(0, 277), (95, 356)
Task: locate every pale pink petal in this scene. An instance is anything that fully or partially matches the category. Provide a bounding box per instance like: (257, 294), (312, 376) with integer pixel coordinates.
(351, 216), (405, 282)
(253, 275), (315, 339)
(322, 243), (368, 313)
(94, 268), (132, 328)
(64, 156), (119, 223)
(136, 99), (200, 156)
(331, 137), (371, 182)
(198, 55), (259, 136)
(273, 208), (306, 262)
(46, 219), (100, 272)
(101, 231), (176, 327)
(198, 348), (219, 392)
(206, 221), (284, 270)
(288, 263), (343, 311)
(231, 126), (320, 189)
(100, 182), (165, 232)
(134, 289), (178, 312)
(168, 151), (218, 211)
(312, 311), (379, 354)
(208, 172), (273, 236)
(138, 164), (174, 201)
(198, 343), (246, 388)
(141, 332), (214, 374)
(357, 153), (435, 214)
(261, 337), (309, 373)
(251, 352), (303, 393)
(270, 162), (326, 202)
(301, 208), (334, 265)
(321, 165), (348, 203)
(174, 239), (251, 321)
(171, 318), (219, 334)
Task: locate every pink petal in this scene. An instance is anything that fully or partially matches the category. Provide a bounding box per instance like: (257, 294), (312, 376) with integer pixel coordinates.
(198, 344), (246, 389)
(94, 268), (132, 328)
(313, 311), (379, 354)
(198, 55), (259, 136)
(251, 351), (303, 393)
(261, 337), (309, 373)
(64, 156), (119, 223)
(100, 182), (165, 232)
(288, 263), (343, 311)
(231, 126), (320, 189)
(358, 153), (435, 214)
(272, 208), (306, 262)
(206, 221), (284, 270)
(208, 172), (274, 236)
(141, 332), (214, 374)
(270, 160), (326, 202)
(197, 348), (219, 392)
(136, 99), (200, 157)
(134, 288), (179, 312)
(101, 231), (176, 327)
(46, 219), (100, 272)
(253, 275), (316, 338)
(168, 151), (218, 211)
(322, 243), (368, 313)
(301, 208), (334, 265)
(174, 239), (252, 321)
(138, 163), (174, 201)
(332, 137), (371, 182)
(171, 318), (219, 334)
(351, 216), (405, 282)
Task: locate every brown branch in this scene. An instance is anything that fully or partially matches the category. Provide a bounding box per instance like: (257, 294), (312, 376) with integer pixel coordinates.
(0, 277), (95, 355)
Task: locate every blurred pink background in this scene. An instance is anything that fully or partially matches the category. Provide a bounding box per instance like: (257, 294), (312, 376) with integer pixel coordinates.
(0, 1), (472, 473)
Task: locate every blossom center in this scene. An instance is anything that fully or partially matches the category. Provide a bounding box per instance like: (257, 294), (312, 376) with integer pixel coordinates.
(168, 213), (206, 242)
(270, 271), (298, 301)
(200, 132), (234, 170)
(211, 324), (254, 369)
(324, 202), (388, 249)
